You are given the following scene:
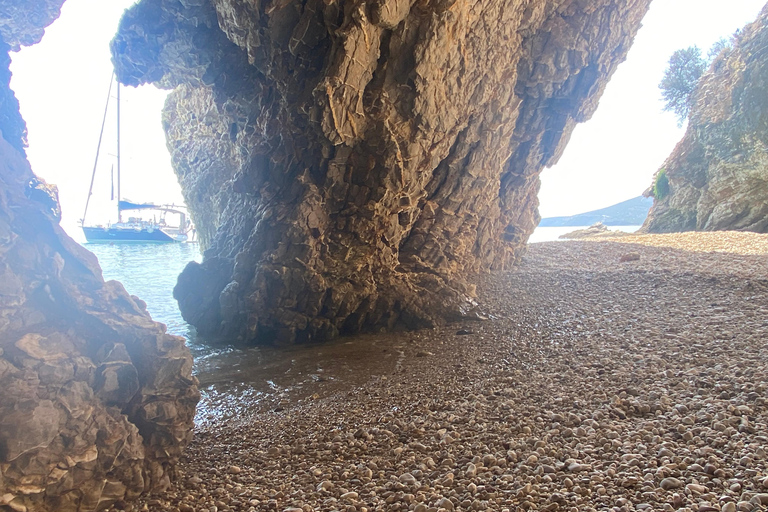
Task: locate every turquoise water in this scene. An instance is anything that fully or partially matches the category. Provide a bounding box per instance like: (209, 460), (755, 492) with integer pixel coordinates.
(85, 242), (202, 340)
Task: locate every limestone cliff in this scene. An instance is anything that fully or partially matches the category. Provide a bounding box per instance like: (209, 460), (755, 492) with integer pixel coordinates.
(0, 2), (199, 510)
(112, 0), (652, 344)
(643, 6), (768, 233)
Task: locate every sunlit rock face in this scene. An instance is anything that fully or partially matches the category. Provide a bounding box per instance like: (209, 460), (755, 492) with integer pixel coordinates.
(0, 3), (199, 511)
(113, 0), (652, 344)
(644, 7), (768, 234)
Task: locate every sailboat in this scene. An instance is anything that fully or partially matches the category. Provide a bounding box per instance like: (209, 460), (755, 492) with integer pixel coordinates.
(80, 76), (193, 243)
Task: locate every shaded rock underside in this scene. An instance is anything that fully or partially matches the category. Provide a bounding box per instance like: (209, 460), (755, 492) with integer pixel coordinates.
(0, 2), (199, 510)
(643, 5), (768, 234)
(114, 0), (653, 345)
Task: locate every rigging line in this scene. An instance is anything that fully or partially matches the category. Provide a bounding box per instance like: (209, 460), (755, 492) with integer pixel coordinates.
(117, 79), (121, 222)
(82, 73), (114, 225)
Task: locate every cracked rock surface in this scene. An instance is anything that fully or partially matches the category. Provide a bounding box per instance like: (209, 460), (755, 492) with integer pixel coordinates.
(0, 132), (199, 512)
(112, 0), (652, 344)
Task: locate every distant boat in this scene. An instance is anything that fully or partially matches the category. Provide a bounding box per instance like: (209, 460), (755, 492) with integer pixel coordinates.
(82, 201), (192, 243)
(80, 75), (193, 243)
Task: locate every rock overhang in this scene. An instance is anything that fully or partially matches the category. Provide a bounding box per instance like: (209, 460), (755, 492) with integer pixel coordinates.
(109, 0), (654, 344)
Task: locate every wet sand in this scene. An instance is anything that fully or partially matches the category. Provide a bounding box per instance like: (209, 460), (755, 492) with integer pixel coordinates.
(125, 233), (768, 512)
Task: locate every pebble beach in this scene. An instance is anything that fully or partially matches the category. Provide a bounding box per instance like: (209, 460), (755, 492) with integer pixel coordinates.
(119, 232), (768, 512)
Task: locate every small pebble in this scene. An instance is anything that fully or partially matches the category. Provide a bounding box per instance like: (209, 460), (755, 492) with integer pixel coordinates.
(116, 238), (768, 512)
(660, 477), (683, 491)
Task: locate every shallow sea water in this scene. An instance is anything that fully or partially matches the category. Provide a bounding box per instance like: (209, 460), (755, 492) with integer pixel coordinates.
(84, 242), (399, 423)
(86, 242), (202, 340)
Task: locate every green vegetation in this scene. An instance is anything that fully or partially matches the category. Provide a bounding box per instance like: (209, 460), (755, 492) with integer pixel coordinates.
(660, 34), (739, 126)
(707, 37), (731, 62)
(653, 168), (670, 200)
(659, 46), (707, 125)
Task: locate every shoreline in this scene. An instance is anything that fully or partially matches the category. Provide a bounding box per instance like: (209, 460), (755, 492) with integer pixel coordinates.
(120, 233), (768, 512)
(585, 231), (768, 255)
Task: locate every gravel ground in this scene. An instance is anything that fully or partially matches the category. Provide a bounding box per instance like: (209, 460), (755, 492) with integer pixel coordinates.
(596, 231), (768, 256)
(116, 233), (768, 512)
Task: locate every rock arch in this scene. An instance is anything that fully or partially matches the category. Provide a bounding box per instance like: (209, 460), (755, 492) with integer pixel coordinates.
(112, 0), (653, 344)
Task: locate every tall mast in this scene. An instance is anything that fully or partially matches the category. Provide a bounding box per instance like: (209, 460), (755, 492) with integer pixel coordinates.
(82, 74), (114, 226)
(117, 81), (122, 223)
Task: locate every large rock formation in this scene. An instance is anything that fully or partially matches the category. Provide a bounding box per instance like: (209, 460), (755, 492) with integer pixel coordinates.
(643, 6), (768, 233)
(0, 2), (199, 510)
(112, 0), (652, 344)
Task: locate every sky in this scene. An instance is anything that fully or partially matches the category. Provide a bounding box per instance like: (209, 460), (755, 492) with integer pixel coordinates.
(8, 0), (768, 239)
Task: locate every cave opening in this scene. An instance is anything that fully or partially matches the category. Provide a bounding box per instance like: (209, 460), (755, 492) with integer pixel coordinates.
(531, 0), (766, 242)
(7, 0), (667, 347)
(7, 0), (766, 348)
(5, 0), (768, 510)
(8, 0), (202, 340)
(10, 0), (184, 236)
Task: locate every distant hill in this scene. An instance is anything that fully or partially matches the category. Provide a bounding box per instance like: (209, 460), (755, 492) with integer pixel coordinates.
(539, 196), (653, 227)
